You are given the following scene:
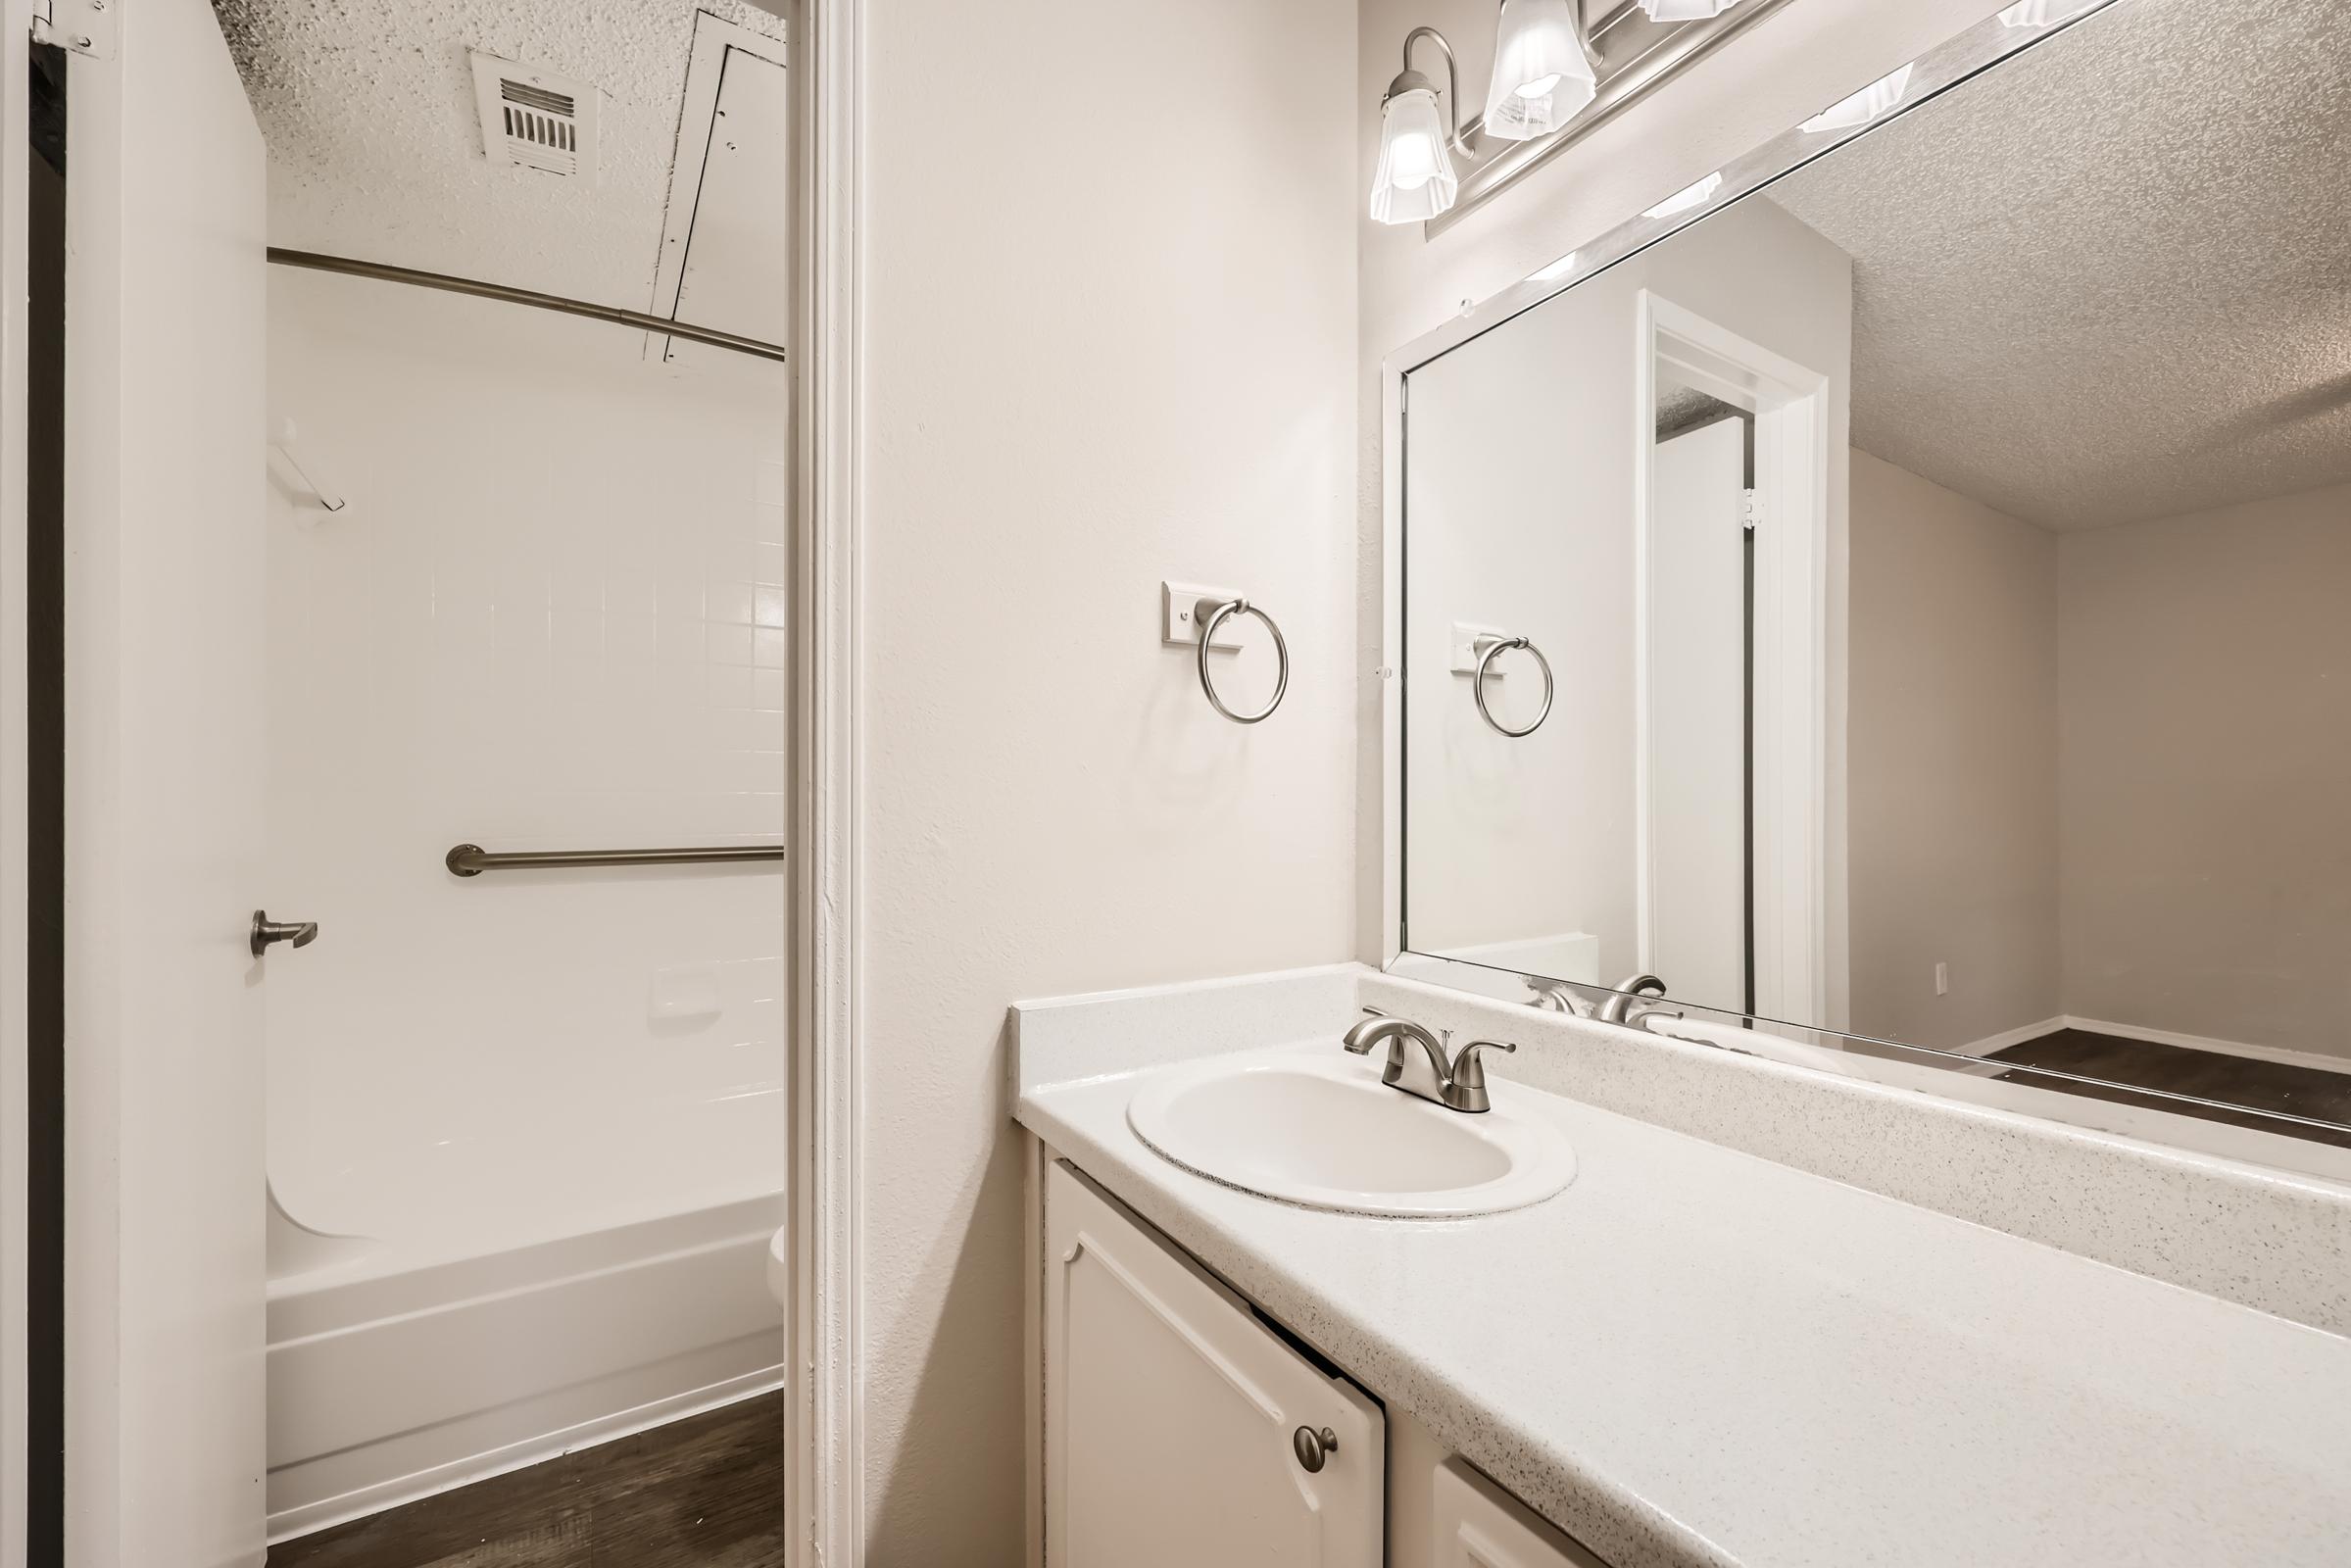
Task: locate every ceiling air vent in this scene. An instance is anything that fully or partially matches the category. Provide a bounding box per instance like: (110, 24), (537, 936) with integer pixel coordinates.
(468, 50), (598, 178)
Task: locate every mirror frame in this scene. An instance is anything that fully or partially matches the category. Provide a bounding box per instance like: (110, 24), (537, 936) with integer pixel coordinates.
(1367, 0), (2351, 1167)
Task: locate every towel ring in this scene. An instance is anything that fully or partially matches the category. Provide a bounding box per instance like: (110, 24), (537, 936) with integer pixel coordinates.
(1473, 634), (1552, 738)
(1197, 598), (1289, 724)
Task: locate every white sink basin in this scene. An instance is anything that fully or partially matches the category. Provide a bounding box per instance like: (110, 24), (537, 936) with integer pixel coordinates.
(1126, 1054), (1576, 1217)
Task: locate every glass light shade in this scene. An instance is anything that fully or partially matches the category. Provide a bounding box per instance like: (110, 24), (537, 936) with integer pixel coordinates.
(1638, 0), (1742, 20)
(1481, 0), (1596, 142)
(1370, 84), (1458, 224)
(1799, 64), (1913, 133)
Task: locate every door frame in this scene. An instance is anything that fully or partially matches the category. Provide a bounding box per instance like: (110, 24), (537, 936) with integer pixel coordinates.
(789, 1), (865, 1564)
(0, 2), (38, 1564)
(0, 0), (867, 1560)
(1632, 290), (1829, 1026)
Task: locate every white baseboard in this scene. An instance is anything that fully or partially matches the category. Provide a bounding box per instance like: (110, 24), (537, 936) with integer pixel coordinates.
(1954, 1016), (2068, 1058)
(2060, 1016), (2351, 1076)
(1955, 1012), (2351, 1077)
(266, 1365), (785, 1544)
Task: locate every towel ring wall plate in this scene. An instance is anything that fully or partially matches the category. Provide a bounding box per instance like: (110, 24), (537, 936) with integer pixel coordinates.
(1196, 597), (1289, 724)
(1473, 633), (1552, 738)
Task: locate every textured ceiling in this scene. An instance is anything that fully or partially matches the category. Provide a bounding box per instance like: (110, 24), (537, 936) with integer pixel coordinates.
(1656, 382), (1742, 442)
(216, 0), (788, 315)
(1768, 0), (2351, 530)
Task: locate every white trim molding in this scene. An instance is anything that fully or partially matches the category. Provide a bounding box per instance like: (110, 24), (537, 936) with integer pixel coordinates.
(267, 1370), (786, 1544)
(1953, 1014), (2351, 1082)
(1632, 291), (1830, 1027)
(2056, 1017), (2351, 1079)
(789, 1), (863, 1564)
(1954, 1015), (2069, 1060)
(0, 1), (37, 1560)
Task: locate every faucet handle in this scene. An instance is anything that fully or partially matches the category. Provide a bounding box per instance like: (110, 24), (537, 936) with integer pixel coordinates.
(1449, 1039), (1515, 1088)
(1444, 1039), (1516, 1113)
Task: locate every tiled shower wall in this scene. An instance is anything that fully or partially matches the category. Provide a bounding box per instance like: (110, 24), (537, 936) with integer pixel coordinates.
(262, 270), (788, 1241)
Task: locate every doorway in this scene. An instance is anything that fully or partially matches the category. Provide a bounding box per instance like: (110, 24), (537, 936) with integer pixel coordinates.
(1635, 290), (1832, 1028)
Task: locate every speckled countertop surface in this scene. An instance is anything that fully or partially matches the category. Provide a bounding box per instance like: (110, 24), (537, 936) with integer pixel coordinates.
(1018, 1041), (2351, 1568)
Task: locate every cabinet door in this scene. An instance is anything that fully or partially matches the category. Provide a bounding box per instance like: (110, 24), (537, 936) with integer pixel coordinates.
(1045, 1161), (1383, 1567)
(1430, 1457), (1609, 1568)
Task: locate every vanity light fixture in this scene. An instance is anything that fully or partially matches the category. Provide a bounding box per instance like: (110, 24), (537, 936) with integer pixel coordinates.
(1636, 0), (1743, 20)
(1482, 0), (1597, 142)
(1799, 64), (1913, 132)
(1371, 27), (1470, 223)
(1641, 170), (1722, 220)
(1372, 0), (1783, 227)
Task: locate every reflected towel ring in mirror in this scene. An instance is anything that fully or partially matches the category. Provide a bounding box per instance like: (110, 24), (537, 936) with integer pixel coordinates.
(1196, 597), (1290, 724)
(1473, 634), (1553, 738)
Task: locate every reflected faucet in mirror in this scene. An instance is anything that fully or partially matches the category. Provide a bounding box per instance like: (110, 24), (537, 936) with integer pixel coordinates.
(1594, 974), (1666, 1025)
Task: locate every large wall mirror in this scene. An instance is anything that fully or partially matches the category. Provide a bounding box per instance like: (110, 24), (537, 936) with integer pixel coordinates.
(1389, 0), (2351, 1172)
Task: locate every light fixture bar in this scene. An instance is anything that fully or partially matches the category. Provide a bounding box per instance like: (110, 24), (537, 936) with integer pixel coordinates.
(1425, 0), (1804, 235)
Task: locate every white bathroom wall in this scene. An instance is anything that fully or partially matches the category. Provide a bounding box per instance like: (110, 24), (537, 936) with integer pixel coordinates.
(852, 2), (2006, 1555)
(1847, 450), (2060, 1051)
(1402, 198), (1851, 988)
(1358, 0), (2006, 959)
(262, 270), (789, 1244)
(857, 0), (1360, 1558)
(2057, 477), (2351, 1061)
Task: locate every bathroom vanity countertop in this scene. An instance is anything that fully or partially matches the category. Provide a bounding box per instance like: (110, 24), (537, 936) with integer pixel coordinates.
(1017, 1042), (2351, 1568)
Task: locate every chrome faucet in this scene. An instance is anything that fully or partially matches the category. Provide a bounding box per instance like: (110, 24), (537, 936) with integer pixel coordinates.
(1593, 973), (1667, 1025)
(1341, 1007), (1516, 1113)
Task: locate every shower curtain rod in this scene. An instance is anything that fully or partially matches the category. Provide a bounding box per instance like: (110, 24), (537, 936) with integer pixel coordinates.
(266, 248), (791, 365)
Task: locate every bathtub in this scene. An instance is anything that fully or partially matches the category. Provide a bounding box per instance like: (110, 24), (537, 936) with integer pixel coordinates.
(264, 1086), (787, 1541)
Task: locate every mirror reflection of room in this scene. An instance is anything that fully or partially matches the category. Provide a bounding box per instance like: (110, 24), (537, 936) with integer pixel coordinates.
(1400, 0), (2351, 1152)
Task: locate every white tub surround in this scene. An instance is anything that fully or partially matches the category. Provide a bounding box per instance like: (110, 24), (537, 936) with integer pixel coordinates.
(265, 1186), (784, 1539)
(263, 1079), (787, 1537)
(263, 1069), (788, 1538)
(259, 276), (791, 1537)
(1011, 967), (2351, 1568)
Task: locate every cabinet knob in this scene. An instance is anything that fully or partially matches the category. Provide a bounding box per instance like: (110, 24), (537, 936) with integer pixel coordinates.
(1291, 1424), (1339, 1473)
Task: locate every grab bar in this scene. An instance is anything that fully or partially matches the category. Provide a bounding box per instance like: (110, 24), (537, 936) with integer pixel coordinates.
(444, 842), (785, 877)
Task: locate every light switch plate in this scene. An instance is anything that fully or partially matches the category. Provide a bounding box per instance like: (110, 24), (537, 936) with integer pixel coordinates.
(1162, 581), (1248, 650)
(1449, 620), (1514, 675)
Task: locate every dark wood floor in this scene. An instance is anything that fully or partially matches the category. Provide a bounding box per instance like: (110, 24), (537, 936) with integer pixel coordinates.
(1987, 1028), (2351, 1150)
(268, 1393), (786, 1568)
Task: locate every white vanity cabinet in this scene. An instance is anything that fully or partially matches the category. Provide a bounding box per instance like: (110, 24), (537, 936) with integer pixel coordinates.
(1417, 1451), (1610, 1566)
(1043, 1160), (1385, 1566)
